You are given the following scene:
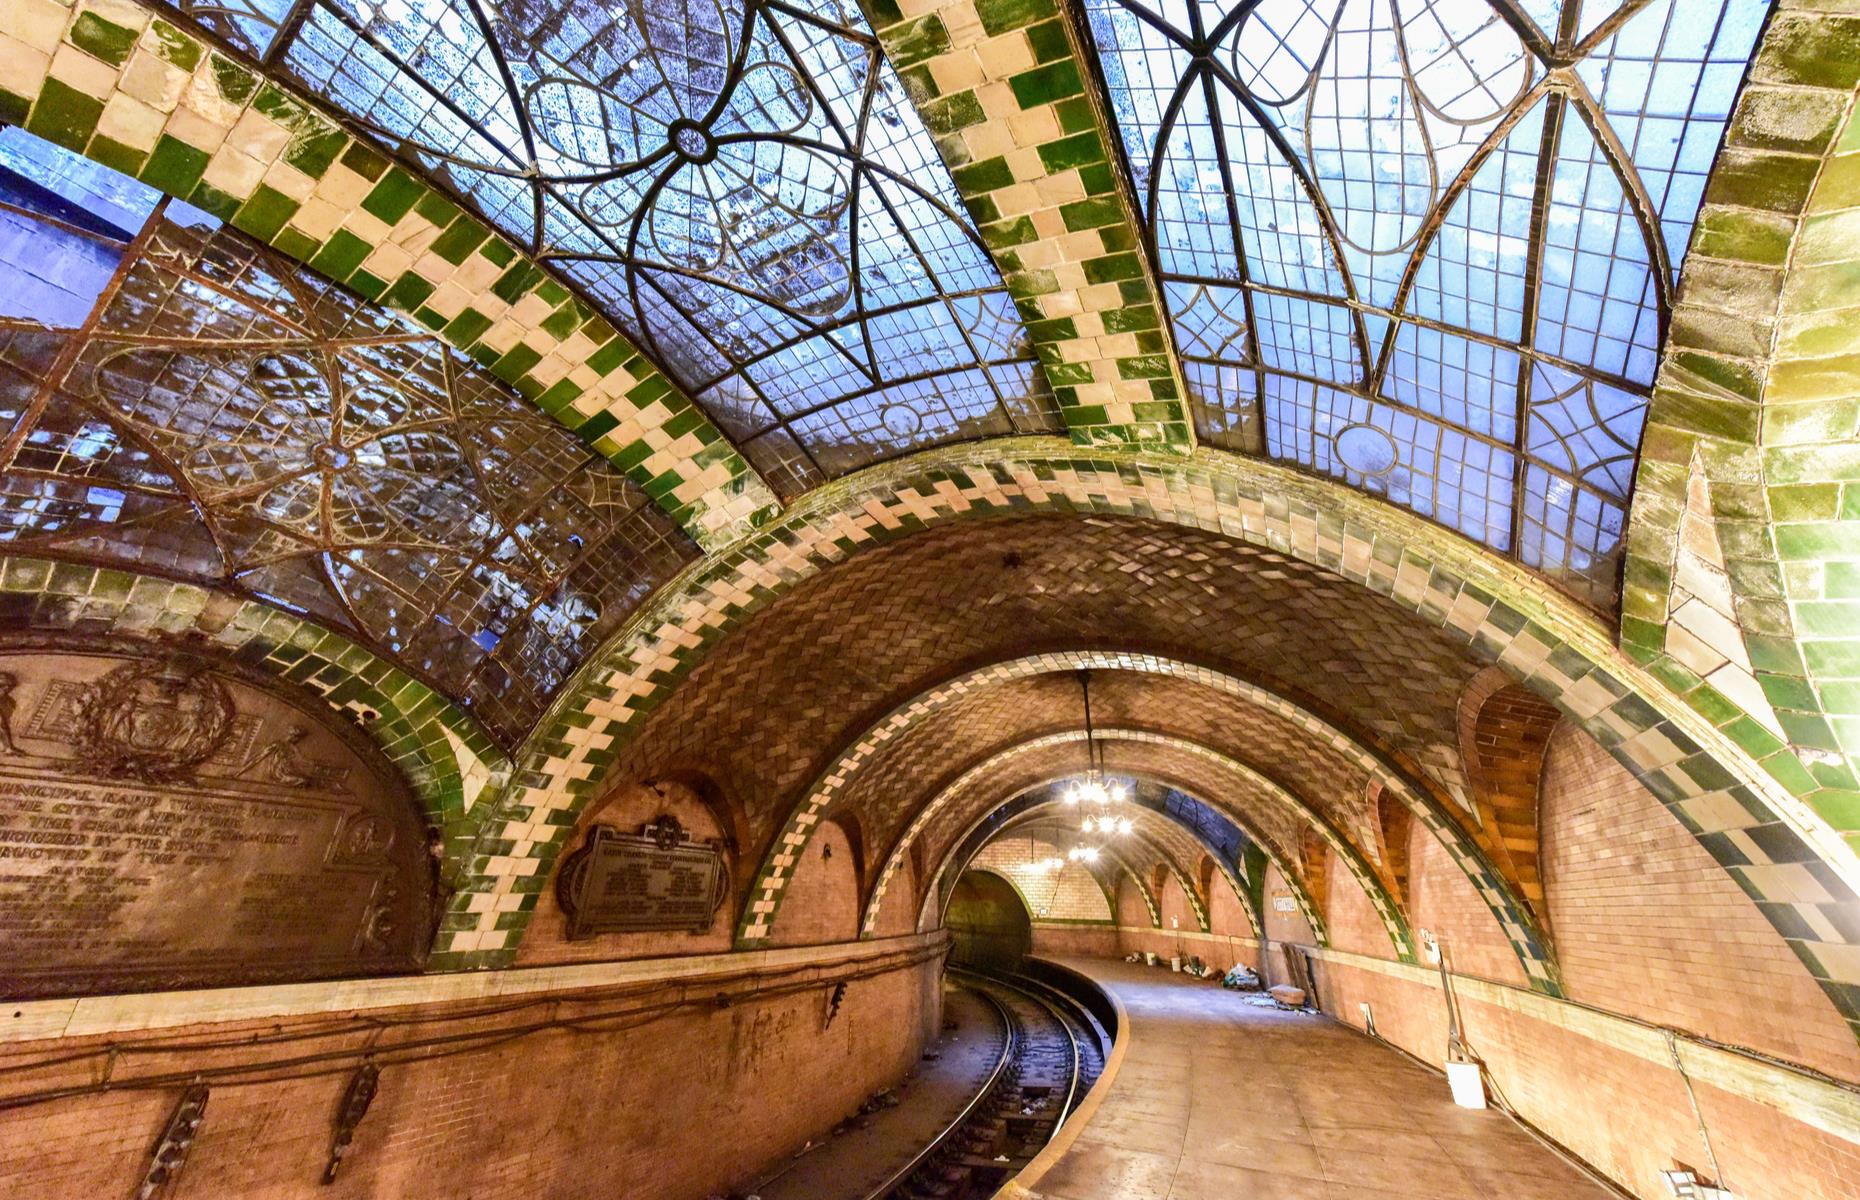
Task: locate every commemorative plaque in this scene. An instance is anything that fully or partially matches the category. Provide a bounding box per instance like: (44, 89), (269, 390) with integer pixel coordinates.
(0, 639), (434, 998)
(555, 816), (727, 938)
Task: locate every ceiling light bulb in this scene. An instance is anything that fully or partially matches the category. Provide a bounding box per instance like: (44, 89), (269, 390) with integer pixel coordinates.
(1118, 818), (1133, 834)
(1082, 847), (1099, 861)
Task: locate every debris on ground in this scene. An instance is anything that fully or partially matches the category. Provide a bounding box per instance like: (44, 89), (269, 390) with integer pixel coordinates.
(1268, 984), (1306, 1009)
(1222, 965), (1261, 990)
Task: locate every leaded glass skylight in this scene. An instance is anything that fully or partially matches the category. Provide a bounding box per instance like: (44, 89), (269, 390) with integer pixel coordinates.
(182, 0), (1060, 496)
(0, 129), (695, 745)
(1084, 0), (1765, 608)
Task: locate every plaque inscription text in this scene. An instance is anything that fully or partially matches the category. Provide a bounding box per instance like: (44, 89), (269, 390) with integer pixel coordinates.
(556, 818), (726, 938)
(0, 643), (432, 997)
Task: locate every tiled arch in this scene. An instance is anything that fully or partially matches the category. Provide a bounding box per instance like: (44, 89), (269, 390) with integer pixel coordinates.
(736, 652), (1542, 979)
(875, 727), (1413, 961)
(451, 440), (1854, 1034)
(0, 556), (506, 855)
(1624, 8), (1860, 833)
(912, 754), (1319, 946)
(0, 0), (775, 545)
(960, 793), (1217, 933)
(903, 766), (1266, 941)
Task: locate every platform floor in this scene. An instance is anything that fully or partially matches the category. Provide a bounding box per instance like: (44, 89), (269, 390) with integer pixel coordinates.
(1031, 958), (1614, 1200)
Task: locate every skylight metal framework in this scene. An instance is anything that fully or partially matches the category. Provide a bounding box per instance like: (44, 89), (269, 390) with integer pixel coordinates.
(0, 132), (694, 745)
(1080, 0), (1767, 608)
(177, 0), (1060, 496)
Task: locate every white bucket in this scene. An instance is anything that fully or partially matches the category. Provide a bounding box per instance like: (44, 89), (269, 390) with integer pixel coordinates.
(1445, 1059), (1486, 1109)
(1170, 956), (1182, 972)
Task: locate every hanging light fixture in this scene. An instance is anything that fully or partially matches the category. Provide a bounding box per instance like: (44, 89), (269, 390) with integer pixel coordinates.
(1062, 670), (1128, 808)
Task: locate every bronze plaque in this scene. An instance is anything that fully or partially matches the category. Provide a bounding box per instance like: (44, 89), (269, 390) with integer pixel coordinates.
(0, 640), (433, 998)
(556, 817), (726, 938)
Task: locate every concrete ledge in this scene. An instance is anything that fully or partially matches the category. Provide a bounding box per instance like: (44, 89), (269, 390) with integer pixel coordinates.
(0, 931), (949, 1044)
(995, 960), (1133, 1200)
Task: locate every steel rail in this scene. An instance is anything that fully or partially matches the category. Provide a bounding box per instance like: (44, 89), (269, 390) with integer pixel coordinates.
(858, 984), (1019, 1200)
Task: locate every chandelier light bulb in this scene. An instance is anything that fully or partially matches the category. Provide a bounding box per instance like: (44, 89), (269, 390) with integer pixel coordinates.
(1109, 782), (1127, 802)
(1063, 785), (1080, 805)
(1118, 818), (1133, 834)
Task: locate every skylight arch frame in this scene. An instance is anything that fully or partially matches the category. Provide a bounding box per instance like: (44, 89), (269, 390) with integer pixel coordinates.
(1077, 0), (1770, 610)
(163, 0), (1057, 492)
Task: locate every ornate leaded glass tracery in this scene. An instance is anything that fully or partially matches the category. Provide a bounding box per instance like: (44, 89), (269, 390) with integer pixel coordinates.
(176, 0), (1060, 495)
(1083, 0), (1766, 608)
(0, 130), (695, 744)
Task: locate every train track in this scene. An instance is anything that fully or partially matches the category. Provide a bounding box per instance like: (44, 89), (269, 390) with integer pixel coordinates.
(860, 967), (1110, 1200)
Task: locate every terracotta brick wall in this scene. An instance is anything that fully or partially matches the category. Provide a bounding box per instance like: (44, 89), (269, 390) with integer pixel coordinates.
(1207, 881), (1256, 945)
(1032, 924), (1122, 958)
(972, 840), (1112, 922)
(768, 819), (860, 947)
(1323, 858), (1394, 959)
(1405, 817), (1530, 987)
(0, 949), (943, 1200)
(1261, 863), (1315, 947)
(1113, 873), (1151, 928)
(1155, 873), (1196, 933)
(1539, 723), (1860, 1079)
(1315, 959), (1860, 1200)
(871, 853), (920, 937)
(1287, 716), (1860, 1198)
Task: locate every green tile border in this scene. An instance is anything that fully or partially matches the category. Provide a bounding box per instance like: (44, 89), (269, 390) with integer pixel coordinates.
(1625, 5), (1860, 856)
(861, 0), (1196, 451)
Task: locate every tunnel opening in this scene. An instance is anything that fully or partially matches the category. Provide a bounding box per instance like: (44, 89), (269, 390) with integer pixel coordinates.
(945, 869), (1033, 971)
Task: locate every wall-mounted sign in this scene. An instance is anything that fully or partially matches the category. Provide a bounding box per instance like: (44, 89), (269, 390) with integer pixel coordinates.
(1272, 893), (1298, 913)
(556, 816), (727, 938)
(0, 640), (432, 998)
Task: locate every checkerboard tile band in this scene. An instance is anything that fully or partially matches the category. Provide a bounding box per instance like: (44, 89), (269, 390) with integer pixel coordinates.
(444, 442), (1853, 1038)
(864, 0), (1196, 452)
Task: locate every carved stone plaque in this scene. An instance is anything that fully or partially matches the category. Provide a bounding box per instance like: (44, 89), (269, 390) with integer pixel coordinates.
(0, 640), (433, 998)
(556, 817), (726, 938)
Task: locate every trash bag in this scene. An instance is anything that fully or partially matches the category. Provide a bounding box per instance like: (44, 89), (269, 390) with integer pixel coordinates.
(1221, 964), (1261, 990)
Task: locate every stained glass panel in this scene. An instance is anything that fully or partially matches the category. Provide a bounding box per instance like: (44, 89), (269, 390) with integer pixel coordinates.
(0, 131), (695, 745)
(190, 0), (1057, 495)
(1085, 0), (1767, 609)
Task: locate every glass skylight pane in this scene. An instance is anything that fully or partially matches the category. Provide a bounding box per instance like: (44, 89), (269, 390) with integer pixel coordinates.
(1253, 294), (1357, 385)
(1576, 0), (1767, 273)
(1264, 371), (1514, 549)
(1384, 323), (1519, 441)
(1167, 282), (1252, 362)
(793, 369), (1010, 475)
(0, 128), (161, 241)
(1303, 0), (1440, 308)
(953, 292), (1034, 362)
(1535, 113), (1660, 385)
(1405, 100), (1540, 340)
(1075, 0), (1766, 607)
(219, 0), (1038, 474)
(1525, 360), (1645, 501)
(1151, 87), (1241, 279)
(1183, 360), (1257, 451)
(1518, 463), (1625, 608)
(1210, 84), (1348, 297)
